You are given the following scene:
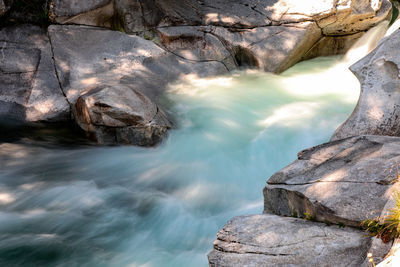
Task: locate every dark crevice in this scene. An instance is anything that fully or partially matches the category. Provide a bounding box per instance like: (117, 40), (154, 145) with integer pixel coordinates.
(47, 30), (71, 106)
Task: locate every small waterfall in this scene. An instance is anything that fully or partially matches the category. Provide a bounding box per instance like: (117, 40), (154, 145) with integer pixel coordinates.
(344, 20), (389, 65)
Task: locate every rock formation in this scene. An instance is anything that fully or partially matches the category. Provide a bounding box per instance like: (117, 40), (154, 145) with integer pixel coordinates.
(73, 84), (172, 146)
(209, 27), (400, 267)
(0, 0), (394, 146)
(0, 24), (70, 122)
(332, 29), (400, 140)
(208, 214), (370, 266)
(49, 0), (392, 73)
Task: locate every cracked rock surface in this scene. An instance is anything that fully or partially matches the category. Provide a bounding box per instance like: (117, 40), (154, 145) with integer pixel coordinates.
(48, 24), (226, 145)
(48, 25), (228, 105)
(264, 135), (400, 227)
(50, 0), (114, 27)
(0, 24), (70, 122)
(115, 0), (391, 34)
(49, 0), (391, 73)
(332, 28), (400, 141)
(208, 214), (370, 267)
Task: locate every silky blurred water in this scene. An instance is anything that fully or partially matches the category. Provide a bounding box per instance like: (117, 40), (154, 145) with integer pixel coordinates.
(0, 56), (360, 267)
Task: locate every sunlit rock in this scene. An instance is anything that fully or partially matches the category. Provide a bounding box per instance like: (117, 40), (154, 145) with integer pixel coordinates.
(156, 26), (237, 71)
(264, 135), (400, 227)
(48, 24), (227, 145)
(0, 24), (70, 122)
(49, 0), (114, 28)
(48, 25), (228, 104)
(73, 84), (172, 146)
(208, 214), (370, 266)
(332, 28), (400, 141)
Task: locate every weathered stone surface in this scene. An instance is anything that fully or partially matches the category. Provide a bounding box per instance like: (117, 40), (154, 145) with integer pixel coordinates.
(49, 0), (391, 74)
(115, 0), (202, 33)
(48, 25), (228, 104)
(332, 28), (400, 141)
(377, 239), (400, 266)
(0, 0), (11, 17)
(208, 214), (370, 267)
(50, 0), (114, 27)
(116, 0), (391, 34)
(264, 135), (400, 227)
(48, 24), (226, 145)
(211, 22), (321, 72)
(156, 26), (237, 71)
(73, 84), (171, 146)
(0, 24), (70, 122)
(302, 32), (365, 60)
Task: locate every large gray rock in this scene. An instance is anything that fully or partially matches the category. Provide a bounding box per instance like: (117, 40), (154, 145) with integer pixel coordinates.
(264, 135), (400, 227)
(149, 0), (391, 72)
(332, 29), (400, 141)
(208, 214), (370, 267)
(116, 0), (391, 34)
(48, 25), (226, 145)
(49, 0), (114, 27)
(156, 26), (237, 71)
(48, 25), (227, 103)
(0, 24), (70, 122)
(211, 22), (321, 73)
(73, 84), (172, 146)
(156, 22), (321, 73)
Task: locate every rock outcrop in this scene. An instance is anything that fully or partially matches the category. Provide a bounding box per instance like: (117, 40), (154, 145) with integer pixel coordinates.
(209, 135), (400, 266)
(264, 135), (400, 227)
(0, 24), (70, 122)
(130, 0), (392, 73)
(73, 84), (171, 146)
(49, 0), (115, 27)
(208, 214), (370, 267)
(48, 25), (228, 103)
(49, 0), (392, 73)
(47, 24), (227, 144)
(115, 0), (391, 34)
(332, 28), (400, 141)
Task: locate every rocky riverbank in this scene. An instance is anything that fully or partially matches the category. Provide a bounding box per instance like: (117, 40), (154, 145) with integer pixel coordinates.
(0, 0), (392, 146)
(209, 23), (400, 267)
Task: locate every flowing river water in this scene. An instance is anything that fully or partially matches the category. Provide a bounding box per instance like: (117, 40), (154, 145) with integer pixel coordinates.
(0, 22), (390, 267)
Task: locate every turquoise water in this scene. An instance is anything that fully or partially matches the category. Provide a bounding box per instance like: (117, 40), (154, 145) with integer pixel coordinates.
(0, 56), (359, 266)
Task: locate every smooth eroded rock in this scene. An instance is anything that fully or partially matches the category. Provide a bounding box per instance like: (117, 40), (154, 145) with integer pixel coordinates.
(332, 28), (400, 141)
(264, 135), (400, 227)
(73, 84), (172, 146)
(208, 214), (370, 267)
(0, 24), (70, 122)
(48, 25), (228, 103)
(50, 0), (114, 27)
(116, 0), (391, 34)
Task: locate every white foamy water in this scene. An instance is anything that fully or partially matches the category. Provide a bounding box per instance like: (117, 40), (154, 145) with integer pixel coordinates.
(0, 22), (389, 267)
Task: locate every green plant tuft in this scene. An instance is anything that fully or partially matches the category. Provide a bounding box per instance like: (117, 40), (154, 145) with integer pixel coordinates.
(304, 212), (316, 222)
(362, 192), (400, 243)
